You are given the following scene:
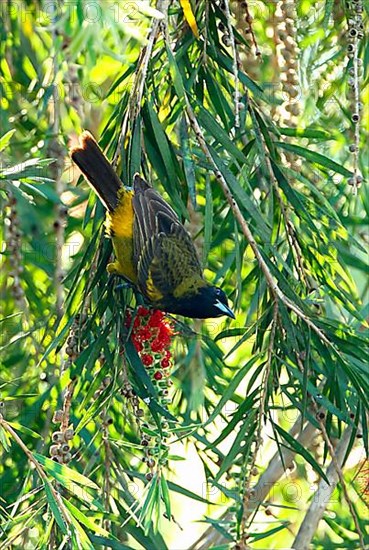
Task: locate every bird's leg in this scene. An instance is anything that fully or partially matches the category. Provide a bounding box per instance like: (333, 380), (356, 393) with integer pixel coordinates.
(107, 272), (135, 291)
(115, 281), (135, 291)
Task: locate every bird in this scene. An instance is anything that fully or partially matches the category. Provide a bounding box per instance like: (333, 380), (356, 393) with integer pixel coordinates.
(70, 131), (235, 320)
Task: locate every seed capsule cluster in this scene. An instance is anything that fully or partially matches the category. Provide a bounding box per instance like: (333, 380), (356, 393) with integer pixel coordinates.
(48, 317), (83, 462)
(50, 409), (74, 464)
(229, 0), (261, 81)
(94, 372), (115, 427)
(5, 195), (25, 305)
(275, 0), (300, 123)
(120, 380), (160, 480)
(65, 314), (85, 365)
(346, 0), (364, 191)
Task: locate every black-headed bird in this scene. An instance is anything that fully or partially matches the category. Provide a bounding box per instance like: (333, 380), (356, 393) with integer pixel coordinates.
(70, 132), (235, 320)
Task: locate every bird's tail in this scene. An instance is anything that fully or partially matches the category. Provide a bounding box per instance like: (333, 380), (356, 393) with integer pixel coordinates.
(70, 131), (122, 211)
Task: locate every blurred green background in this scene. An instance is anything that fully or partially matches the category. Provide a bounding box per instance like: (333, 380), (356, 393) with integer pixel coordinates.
(0, 1), (368, 548)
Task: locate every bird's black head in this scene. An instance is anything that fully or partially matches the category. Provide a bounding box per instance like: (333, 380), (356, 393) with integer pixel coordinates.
(165, 285), (235, 320)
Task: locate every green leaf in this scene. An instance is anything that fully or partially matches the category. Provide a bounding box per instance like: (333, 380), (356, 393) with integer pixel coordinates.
(63, 499), (110, 537)
(0, 129), (16, 152)
(179, 115), (197, 207)
(208, 146), (271, 241)
(7, 421), (41, 439)
(88, 536), (133, 550)
(275, 142), (353, 177)
(249, 522), (289, 541)
(34, 453), (99, 490)
(196, 103), (249, 165)
(277, 127), (333, 140)
(205, 355), (261, 426)
(125, 340), (157, 398)
(43, 482), (68, 535)
(165, 44), (186, 101)
(273, 423), (329, 484)
(160, 475), (171, 519)
(214, 411), (256, 481)
(203, 176), (213, 265)
(0, 426), (11, 451)
(139, 474), (159, 533)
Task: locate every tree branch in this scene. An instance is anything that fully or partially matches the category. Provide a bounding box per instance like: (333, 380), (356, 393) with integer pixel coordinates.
(293, 427), (354, 550)
(113, 0), (166, 165)
(223, 0), (240, 128)
(184, 101), (330, 346)
(190, 417), (318, 549)
(295, 355), (365, 547)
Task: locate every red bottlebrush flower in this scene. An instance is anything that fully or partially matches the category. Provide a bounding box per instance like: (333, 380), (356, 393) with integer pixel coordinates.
(137, 326), (152, 342)
(151, 338), (165, 353)
(161, 357), (171, 369)
(133, 315), (142, 328)
(133, 339), (143, 352)
(159, 322), (173, 341)
(137, 306), (150, 317)
(141, 354), (154, 367)
(153, 371), (163, 380)
(148, 310), (164, 327)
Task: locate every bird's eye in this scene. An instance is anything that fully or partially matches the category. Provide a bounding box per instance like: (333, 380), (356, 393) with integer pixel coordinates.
(215, 288), (221, 296)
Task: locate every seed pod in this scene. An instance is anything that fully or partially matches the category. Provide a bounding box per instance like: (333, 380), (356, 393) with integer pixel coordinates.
(64, 428), (74, 440)
(52, 431), (64, 443)
(52, 410), (64, 423)
(49, 445), (60, 456)
(222, 35), (231, 47)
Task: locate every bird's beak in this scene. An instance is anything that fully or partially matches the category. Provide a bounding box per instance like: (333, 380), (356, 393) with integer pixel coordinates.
(214, 299), (235, 319)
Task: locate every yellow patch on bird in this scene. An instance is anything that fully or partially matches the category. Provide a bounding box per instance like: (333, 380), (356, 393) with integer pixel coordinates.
(105, 188), (134, 238)
(105, 188), (137, 284)
(146, 271), (164, 301)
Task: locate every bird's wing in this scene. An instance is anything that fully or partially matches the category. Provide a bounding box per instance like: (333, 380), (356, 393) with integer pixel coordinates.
(132, 175), (203, 302)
